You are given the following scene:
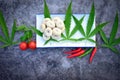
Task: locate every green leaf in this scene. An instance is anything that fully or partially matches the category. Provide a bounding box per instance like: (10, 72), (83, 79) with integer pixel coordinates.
(61, 33), (66, 39)
(86, 3), (95, 36)
(109, 12), (119, 44)
(59, 39), (66, 41)
(109, 46), (119, 54)
(44, 0), (51, 18)
(0, 35), (7, 43)
(12, 41), (19, 45)
(0, 43), (10, 48)
(44, 39), (50, 45)
(78, 38), (85, 41)
(20, 30), (33, 42)
(73, 16), (85, 36)
(99, 29), (108, 44)
(87, 38), (96, 43)
(27, 30), (33, 40)
(64, 1), (72, 38)
(16, 25), (28, 31)
(11, 20), (16, 41)
(79, 48), (92, 58)
(102, 44), (119, 54)
(20, 32), (28, 41)
(51, 39), (59, 42)
(0, 10), (9, 40)
(68, 38), (78, 41)
(44, 38), (59, 45)
(111, 37), (120, 46)
(89, 22), (108, 37)
(30, 26), (43, 37)
(69, 15), (85, 37)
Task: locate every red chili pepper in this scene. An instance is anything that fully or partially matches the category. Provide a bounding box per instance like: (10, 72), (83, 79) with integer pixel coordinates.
(67, 50), (85, 58)
(89, 47), (97, 63)
(64, 48), (82, 54)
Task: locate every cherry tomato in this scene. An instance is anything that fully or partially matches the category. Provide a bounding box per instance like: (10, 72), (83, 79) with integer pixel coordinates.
(28, 40), (36, 50)
(19, 42), (28, 50)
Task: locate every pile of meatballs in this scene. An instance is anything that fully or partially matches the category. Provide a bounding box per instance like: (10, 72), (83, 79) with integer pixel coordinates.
(40, 17), (65, 40)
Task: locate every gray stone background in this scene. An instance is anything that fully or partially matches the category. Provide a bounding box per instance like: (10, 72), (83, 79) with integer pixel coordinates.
(0, 0), (120, 80)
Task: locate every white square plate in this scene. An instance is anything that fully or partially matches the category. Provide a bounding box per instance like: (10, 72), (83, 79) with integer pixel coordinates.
(36, 14), (95, 47)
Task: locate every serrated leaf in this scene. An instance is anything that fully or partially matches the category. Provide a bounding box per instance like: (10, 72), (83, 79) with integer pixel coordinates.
(73, 16), (85, 36)
(111, 37), (120, 46)
(30, 26), (43, 37)
(109, 12), (119, 44)
(87, 38), (96, 43)
(64, 1), (72, 38)
(69, 15), (85, 37)
(44, 0), (51, 18)
(0, 35), (7, 43)
(86, 3), (95, 36)
(0, 10), (9, 40)
(99, 29), (108, 44)
(11, 20), (16, 41)
(89, 22), (108, 37)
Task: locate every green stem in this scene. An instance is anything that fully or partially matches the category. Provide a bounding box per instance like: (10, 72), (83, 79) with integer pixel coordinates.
(78, 48), (93, 58)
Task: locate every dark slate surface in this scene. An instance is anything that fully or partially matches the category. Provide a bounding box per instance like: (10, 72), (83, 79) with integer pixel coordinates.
(0, 0), (120, 80)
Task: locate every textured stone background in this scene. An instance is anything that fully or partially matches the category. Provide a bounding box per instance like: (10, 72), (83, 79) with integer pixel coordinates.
(0, 0), (120, 80)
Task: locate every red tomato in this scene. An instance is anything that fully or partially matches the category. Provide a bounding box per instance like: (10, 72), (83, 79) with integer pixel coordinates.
(28, 41), (36, 50)
(19, 42), (28, 50)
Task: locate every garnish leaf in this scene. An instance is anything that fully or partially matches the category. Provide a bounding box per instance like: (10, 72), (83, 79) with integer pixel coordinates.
(11, 20), (16, 41)
(44, 39), (50, 45)
(16, 25), (29, 31)
(0, 43), (10, 48)
(87, 38), (96, 43)
(86, 3), (95, 36)
(100, 30), (108, 44)
(73, 15), (85, 36)
(88, 22), (108, 37)
(0, 35), (7, 43)
(64, 1), (72, 38)
(79, 48), (93, 58)
(109, 12), (119, 44)
(27, 30), (33, 40)
(44, 0), (51, 18)
(68, 38), (78, 41)
(44, 38), (59, 45)
(30, 26), (43, 37)
(20, 32), (28, 41)
(0, 10), (9, 40)
(109, 46), (119, 54)
(111, 37), (120, 46)
(78, 38), (85, 41)
(61, 33), (66, 39)
(69, 15), (85, 37)
(20, 30), (32, 42)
